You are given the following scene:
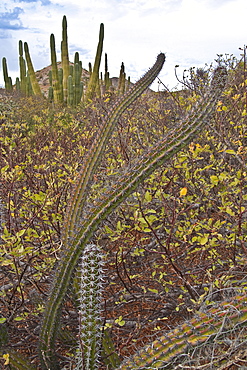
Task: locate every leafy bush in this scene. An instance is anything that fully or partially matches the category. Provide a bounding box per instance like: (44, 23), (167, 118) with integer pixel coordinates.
(0, 53), (247, 369)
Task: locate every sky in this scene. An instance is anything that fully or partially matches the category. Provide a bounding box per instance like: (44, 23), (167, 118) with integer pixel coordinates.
(0, 0), (247, 91)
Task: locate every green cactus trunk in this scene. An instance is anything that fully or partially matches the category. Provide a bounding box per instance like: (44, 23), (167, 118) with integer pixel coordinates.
(116, 294), (247, 369)
(50, 34), (63, 103)
(38, 53), (166, 370)
(61, 15), (70, 103)
(104, 53), (111, 91)
(85, 23), (104, 101)
(24, 42), (42, 96)
(19, 40), (27, 94)
(2, 57), (13, 91)
(118, 62), (126, 95)
(76, 244), (104, 370)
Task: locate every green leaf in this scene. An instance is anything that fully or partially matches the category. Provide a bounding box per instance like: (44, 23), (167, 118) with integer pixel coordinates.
(144, 190), (152, 202)
(199, 234), (209, 245)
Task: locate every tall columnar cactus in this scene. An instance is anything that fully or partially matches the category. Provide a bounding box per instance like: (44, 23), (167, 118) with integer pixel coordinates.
(67, 75), (73, 106)
(118, 62), (126, 95)
(104, 53), (111, 91)
(39, 53), (166, 370)
(18, 40), (26, 94)
(62, 53), (166, 249)
(61, 15), (70, 103)
(2, 57), (12, 91)
(85, 23), (104, 101)
(73, 62), (83, 105)
(50, 34), (63, 103)
(76, 244), (104, 370)
(24, 42), (42, 96)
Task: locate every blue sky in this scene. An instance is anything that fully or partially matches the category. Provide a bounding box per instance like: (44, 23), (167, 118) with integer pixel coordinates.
(0, 0), (247, 90)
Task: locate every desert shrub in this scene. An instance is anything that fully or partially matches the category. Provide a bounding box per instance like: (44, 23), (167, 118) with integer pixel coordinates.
(0, 54), (247, 368)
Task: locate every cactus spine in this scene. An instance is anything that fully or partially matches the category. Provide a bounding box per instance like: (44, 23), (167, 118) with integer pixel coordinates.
(24, 42), (42, 96)
(61, 15), (70, 102)
(38, 53), (166, 369)
(85, 23), (104, 101)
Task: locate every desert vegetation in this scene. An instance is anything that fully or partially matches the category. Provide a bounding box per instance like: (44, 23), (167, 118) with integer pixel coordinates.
(1, 16), (247, 370)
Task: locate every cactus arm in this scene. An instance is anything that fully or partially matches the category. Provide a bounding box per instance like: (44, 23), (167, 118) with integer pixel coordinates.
(38, 53), (165, 369)
(23, 42), (42, 96)
(104, 53), (111, 91)
(61, 15), (70, 102)
(50, 34), (63, 103)
(116, 294), (247, 369)
(67, 75), (73, 106)
(74, 59), (82, 105)
(118, 62), (126, 95)
(2, 57), (12, 91)
(85, 23), (104, 101)
(75, 244), (104, 370)
(19, 40), (26, 94)
(72, 67), (227, 252)
(63, 53), (166, 247)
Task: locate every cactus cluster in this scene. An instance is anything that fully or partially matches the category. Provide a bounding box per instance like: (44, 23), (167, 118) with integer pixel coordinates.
(2, 16), (130, 105)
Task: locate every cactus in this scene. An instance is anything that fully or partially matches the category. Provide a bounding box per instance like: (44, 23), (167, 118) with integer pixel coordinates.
(74, 62), (83, 105)
(85, 23), (104, 101)
(76, 244), (104, 370)
(116, 293), (247, 369)
(38, 58), (228, 370)
(15, 77), (20, 91)
(63, 53), (166, 248)
(25, 72), (33, 96)
(61, 15), (70, 102)
(50, 34), (63, 103)
(38, 52), (166, 369)
(118, 62), (126, 95)
(24, 42), (42, 96)
(19, 40), (26, 93)
(104, 53), (111, 91)
(67, 75), (73, 106)
(2, 57), (12, 91)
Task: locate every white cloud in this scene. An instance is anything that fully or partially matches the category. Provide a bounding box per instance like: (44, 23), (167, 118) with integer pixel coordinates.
(0, 0), (246, 89)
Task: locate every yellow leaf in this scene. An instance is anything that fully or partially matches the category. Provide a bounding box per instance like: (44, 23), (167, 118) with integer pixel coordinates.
(180, 187), (187, 196)
(3, 353), (10, 365)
